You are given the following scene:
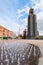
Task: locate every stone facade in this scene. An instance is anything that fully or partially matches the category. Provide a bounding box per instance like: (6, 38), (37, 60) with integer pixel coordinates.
(27, 8), (39, 39)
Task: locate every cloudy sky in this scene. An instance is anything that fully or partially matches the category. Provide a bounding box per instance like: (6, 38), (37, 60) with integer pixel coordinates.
(0, 0), (43, 35)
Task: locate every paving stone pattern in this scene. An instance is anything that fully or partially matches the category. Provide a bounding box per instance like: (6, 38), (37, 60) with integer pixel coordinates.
(0, 42), (42, 65)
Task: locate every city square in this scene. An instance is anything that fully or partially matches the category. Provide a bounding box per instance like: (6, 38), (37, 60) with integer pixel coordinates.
(0, 0), (43, 65)
(0, 40), (43, 65)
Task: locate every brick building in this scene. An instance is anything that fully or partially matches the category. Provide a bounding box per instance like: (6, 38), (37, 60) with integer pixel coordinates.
(0, 25), (16, 39)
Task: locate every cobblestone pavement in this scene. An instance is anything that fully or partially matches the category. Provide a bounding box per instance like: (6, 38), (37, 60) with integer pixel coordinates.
(0, 42), (42, 65)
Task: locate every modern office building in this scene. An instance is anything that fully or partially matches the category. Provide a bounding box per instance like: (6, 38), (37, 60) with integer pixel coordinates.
(27, 8), (39, 39)
(0, 25), (16, 39)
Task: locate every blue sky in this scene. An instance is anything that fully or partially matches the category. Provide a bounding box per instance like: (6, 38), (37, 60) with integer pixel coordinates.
(0, 0), (43, 35)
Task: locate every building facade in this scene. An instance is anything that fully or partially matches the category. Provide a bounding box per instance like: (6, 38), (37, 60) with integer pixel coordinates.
(0, 25), (16, 39)
(27, 8), (39, 39)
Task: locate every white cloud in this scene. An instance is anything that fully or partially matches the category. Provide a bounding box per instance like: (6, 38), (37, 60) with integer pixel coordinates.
(31, 0), (40, 5)
(17, 5), (30, 19)
(20, 18), (27, 34)
(18, 9), (25, 14)
(0, 16), (20, 35)
(32, 0), (43, 35)
(33, 0), (43, 19)
(17, 5), (30, 35)
(37, 12), (43, 20)
(24, 5), (30, 14)
(39, 31), (43, 35)
(17, 4), (30, 14)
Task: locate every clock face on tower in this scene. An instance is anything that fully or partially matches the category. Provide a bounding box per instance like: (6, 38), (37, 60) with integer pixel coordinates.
(29, 8), (34, 14)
